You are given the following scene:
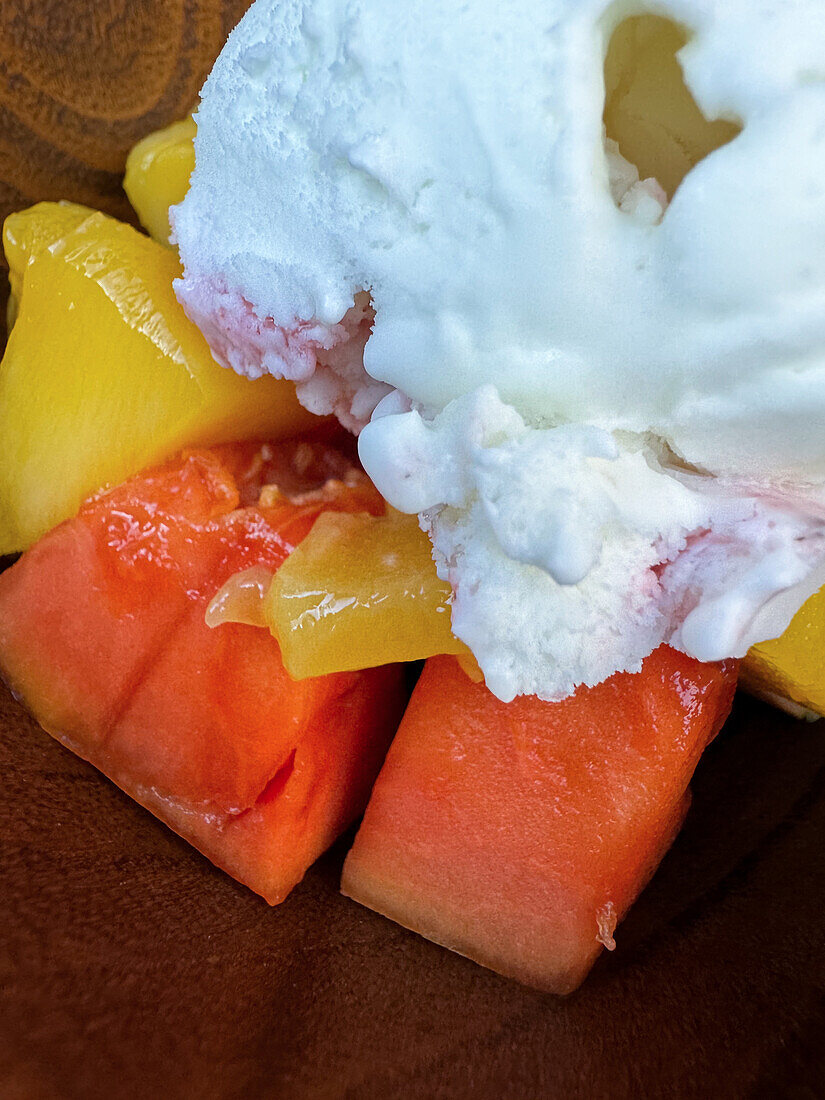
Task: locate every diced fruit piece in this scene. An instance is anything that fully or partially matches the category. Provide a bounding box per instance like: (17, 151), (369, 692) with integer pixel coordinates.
(206, 566), (275, 629)
(265, 509), (468, 677)
(4, 200), (94, 328)
(0, 208), (318, 554)
(742, 586), (825, 718)
(3, 200), (94, 282)
(124, 117), (197, 246)
(343, 648), (738, 992)
(603, 15), (741, 198)
(0, 441), (405, 904)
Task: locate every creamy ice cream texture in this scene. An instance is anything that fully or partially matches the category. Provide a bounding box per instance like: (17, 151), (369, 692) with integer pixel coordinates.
(174, 0), (825, 701)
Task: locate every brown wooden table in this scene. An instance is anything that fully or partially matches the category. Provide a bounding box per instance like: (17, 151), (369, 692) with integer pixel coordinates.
(1, 3), (824, 1096)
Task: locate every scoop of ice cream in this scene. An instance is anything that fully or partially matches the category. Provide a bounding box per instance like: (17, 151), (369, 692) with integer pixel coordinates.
(174, 0), (825, 699)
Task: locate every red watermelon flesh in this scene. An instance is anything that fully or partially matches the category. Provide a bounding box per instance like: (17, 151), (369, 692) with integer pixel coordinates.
(342, 649), (738, 992)
(0, 439), (405, 904)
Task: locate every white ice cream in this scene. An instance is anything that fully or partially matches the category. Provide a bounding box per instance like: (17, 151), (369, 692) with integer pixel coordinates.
(174, 0), (825, 700)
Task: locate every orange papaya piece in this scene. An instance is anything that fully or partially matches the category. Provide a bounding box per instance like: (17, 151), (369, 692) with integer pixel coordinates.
(0, 440), (404, 904)
(343, 649), (738, 991)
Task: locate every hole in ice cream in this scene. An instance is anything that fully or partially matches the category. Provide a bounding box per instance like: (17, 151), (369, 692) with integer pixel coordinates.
(603, 14), (742, 202)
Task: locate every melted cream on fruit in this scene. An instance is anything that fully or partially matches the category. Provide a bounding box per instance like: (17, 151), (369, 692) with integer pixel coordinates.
(176, 0), (825, 699)
(362, 387), (825, 701)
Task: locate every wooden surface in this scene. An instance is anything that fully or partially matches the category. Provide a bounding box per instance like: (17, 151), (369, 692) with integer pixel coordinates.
(1, 2), (825, 1097)
(0, 0), (251, 338)
(2, 684), (825, 1099)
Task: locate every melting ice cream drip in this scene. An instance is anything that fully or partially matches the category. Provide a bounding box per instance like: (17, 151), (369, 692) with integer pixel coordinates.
(359, 387), (825, 702)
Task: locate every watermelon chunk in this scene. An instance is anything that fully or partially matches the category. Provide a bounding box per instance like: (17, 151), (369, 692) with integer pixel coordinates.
(0, 439), (405, 904)
(342, 650), (738, 992)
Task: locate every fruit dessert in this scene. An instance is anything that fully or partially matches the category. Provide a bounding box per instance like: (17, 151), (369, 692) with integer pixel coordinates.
(1, 202), (315, 553)
(343, 650), (737, 993)
(175, 0), (825, 704)
(2, 0), (824, 993)
(0, 439), (404, 904)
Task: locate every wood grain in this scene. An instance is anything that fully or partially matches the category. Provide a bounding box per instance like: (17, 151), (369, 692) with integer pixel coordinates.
(0, 0), (252, 338)
(1, 682), (824, 1099)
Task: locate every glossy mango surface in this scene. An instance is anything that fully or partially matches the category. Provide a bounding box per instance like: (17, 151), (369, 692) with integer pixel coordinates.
(742, 588), (825, 718)
(124, 117), (197, 246)
(4, 200), (94, 329)
(0, 206), (316, 554)
(265, 510), (468, 678)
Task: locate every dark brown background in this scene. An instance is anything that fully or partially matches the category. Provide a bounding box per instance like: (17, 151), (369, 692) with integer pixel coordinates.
(0, 0), (250, 341)
(1, 2), (825, 1097)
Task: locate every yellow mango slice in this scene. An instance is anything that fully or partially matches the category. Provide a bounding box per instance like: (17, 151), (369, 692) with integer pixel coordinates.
(604, 15), (741, 199)
(742, 588), (825, 719)
(123, 117), (197, 246)
(4, 200), (95, 329)
(0, 207), (317, 554)
(265, 510), (468, 678)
